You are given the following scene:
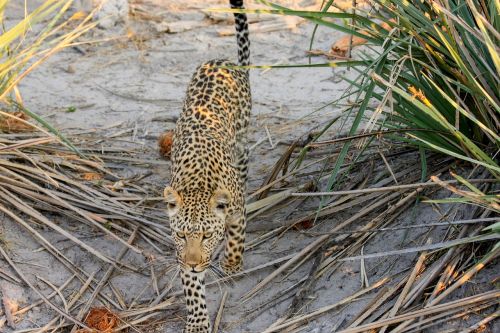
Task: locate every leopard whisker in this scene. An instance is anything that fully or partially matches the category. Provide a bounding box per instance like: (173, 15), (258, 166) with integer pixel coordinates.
(209, 267), (234, 295)
(138, 257), (177, 270)
(209, 265), (235, 288)
(215, 264), (240, 286)
(162, 263), (180, 277)
(209, 264), (225, 279)
(207, 268), (224, 295)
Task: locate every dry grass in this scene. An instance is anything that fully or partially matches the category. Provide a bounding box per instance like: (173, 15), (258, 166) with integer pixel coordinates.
(0, 120), (179, 331)
(0, 123), (497, 332)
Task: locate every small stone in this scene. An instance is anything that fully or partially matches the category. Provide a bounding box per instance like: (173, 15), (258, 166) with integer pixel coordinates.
(66, 64), (76, 73)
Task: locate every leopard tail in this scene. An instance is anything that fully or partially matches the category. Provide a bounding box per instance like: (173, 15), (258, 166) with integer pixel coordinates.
(230, 0), (250, 67)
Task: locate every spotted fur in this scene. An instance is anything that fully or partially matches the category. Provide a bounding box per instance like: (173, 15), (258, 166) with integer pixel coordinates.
(163, 1), (250, 332)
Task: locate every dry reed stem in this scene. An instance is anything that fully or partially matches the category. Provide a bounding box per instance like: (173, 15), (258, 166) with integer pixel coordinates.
(118, 297), (176, 317)
(261, 277), (389, 333)
(432, 174), (500, 210)
(291, 178), (497, 196)
(459, 310), (499, 333)
(41, 272), (97, 333)
(338, 233), (498, 261)
(334, 290), (499, 333)
(243, 189), (409, 301)
(0, 137), (55, 151)
(0, 111), (52, 138)
(391, 246), (499, 332)
(317, 188), (421, 276)
(212, 290), (229, 333)
(0, 187), (115, 265)
(377, 250), (427, 332)
(430, 247), (499, 306)
(37, 277), (69, 312)
(427, 253), (462, 303)
(346, 278), (406, 328)
(401, 301), (496, 333)
(70, 228), (139, 333)
(0, 127), (184, 330)
(12, 275), (76, 317)
(0, 245), (90, 330)
(400, 225), (473, 309)
(1, 175), (142, 254)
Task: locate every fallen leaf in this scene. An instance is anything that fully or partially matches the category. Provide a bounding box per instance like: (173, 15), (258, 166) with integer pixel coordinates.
(330, 34), (371, 56)
(2, 296), (18, 328)
(111, 180), (125, 191)
(75, 307), (119, 333)
(294, 219), (314, 230)
(70, 11), (87, 20)
(330, 19), (395, 56)
(0, 112), (33, 133)
(81, 172), (103, 181)
(158, 130), (174, 159)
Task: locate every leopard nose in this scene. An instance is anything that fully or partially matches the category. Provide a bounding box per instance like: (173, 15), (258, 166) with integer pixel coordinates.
(185, 253), (201, 268)
(184, 242), (202, 268)
(186, 260), (198, 268)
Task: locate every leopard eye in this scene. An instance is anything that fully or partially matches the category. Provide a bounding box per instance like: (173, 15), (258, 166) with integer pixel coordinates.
(216, 203), (227, 210)
(167, 202), (176, 210)
(203, 232), (213, 240)
(176, 231), (185, 239)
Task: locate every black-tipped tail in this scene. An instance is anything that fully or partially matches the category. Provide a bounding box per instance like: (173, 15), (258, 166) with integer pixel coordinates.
(230, 0), (250, 67)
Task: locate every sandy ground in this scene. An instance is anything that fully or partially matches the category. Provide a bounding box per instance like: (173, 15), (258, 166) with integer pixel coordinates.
(1, 1), (498, 332)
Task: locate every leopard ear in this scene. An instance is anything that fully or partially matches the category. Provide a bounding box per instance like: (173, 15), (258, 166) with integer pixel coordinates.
(164, 186), (181, 217)
(211, 189), (231, 218)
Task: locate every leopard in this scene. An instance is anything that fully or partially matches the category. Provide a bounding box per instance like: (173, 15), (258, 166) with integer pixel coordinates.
(162, 0), (251, 332)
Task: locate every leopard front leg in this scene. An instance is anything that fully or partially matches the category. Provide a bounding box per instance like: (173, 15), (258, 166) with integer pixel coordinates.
(221, 211), (246, 275)
(181, 270), (211, 333)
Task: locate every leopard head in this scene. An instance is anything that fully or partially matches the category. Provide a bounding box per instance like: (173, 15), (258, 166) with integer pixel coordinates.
(164, 186), (236, 272)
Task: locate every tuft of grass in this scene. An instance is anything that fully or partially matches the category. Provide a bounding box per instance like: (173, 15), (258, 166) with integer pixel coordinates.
(0, 0), (97, 155)
(217, 0), (499, 182)
(216, 0), (499, 232)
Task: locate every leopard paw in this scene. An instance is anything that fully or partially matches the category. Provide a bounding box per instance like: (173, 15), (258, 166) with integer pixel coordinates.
(221, 259), (242, 275)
